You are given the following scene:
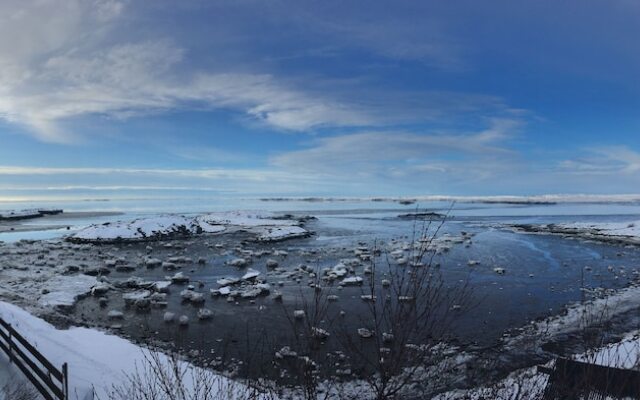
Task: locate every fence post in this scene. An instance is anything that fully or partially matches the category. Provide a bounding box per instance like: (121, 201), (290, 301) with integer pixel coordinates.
(62, 363), (69, 400)
(8, 325), (13, 364)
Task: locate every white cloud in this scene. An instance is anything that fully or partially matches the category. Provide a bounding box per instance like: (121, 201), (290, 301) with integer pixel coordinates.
(270, 118), (520, 175)
(0, 0), (514, 143)
(558, 146), (640, 175)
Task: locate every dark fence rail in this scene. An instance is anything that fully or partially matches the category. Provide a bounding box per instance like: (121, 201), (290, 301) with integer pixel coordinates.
(541, 357), (640, 400)
(0, 317), (68, 400)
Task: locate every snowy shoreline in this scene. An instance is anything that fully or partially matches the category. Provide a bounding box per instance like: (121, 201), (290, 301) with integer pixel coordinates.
(0, 301), (254, 400)
(510, 220), (640, 246)
(68, 211), (312, 244)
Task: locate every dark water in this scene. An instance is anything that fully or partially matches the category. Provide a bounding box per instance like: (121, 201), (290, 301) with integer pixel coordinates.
(69, 211), (640, 380)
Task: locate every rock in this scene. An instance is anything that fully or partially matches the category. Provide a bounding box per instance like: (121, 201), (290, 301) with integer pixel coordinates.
(170, 272), (189, 283)
(241, 268), (260, 281)
(275, 346), (297, 359)
(181, 289), (205, 304)
(266, 259), (279, 268)
(240, 284), (271, 299)
(123, 290), (151, 306)
(107, 310), (124, 319)
(153, 281), (172, 293)
(134, 298), (151, 310)
(162, 262), (177, 270)
(91, 283), (111, 296)
(326, 263), (348, 279)
(197, 308), (213, 320)
(84, 267), (110, 276)
(179, 315), (189, 326)
(216, 277), (241, 286)
(163, 312), (175, 323)
(340, 276), (363, 286)
(311, 327), (330, 340)
(149, 292), (167, 302)
(115, 265), (135, 272)
(145, 258), (162, 268)
(357, 328), (373, 338)
(229, 258), (248, 267)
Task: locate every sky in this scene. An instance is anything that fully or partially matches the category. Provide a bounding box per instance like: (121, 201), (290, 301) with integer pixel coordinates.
(0, 0), (639, 199)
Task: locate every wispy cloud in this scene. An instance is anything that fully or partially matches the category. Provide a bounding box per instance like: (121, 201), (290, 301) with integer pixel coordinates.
(558, 146), (640, 175)
(270, 118), (521, 175)
(0, 0), (513, 143)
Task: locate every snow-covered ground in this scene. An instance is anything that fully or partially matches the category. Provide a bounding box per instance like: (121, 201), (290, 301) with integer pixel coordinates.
(557, 220), (640, 239)
(510, 219), (640, 245)
(504, 284), (640, 351)
(70, 211), (310, 243)
(436, 331), (640, 400)
(0, 301), (257, 400)
(0, 208), (62, 220)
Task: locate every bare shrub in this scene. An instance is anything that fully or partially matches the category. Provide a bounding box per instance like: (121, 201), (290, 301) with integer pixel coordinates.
(104, 349), (275, 400)
(1, 378), (39, 400)
(276, 210), (475, 399)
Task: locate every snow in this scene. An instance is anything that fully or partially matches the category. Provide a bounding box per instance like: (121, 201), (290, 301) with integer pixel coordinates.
(558, 220), (640, 239)
(0, 209), (42, 219)
(506, 284), (640, 350)
(437, 329), (640, 400)
(70, 211), (309, 243)
(38, 275), (98, 308)
(0, 301), (256, 400)
(71, 215), (195, 241)
(196, 211), (298, 227)
(576, 331), (640, 369)
(257, 226), (309, 242)
(241, 268), (260, 280)
(340, 276), (363, 286)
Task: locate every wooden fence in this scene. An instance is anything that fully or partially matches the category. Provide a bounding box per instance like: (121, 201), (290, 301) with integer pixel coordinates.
(541, 357), (640, 400)
(0, 317), (68, 400)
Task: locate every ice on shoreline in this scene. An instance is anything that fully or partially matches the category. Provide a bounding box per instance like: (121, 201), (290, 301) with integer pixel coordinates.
(38, 275), (98, 308)
(259, 194), (640, 205)
(0, 208), (63, 221)
(558, 220), (640, 239)
(69, 211), (310, 243)
(511, 219), (640, 245)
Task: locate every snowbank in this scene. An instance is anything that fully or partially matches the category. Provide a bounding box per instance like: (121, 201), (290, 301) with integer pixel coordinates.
(70, 215), (197, 242)
(436, 330), (639, 400)
(0, 208), (63, 220)
(69, 211), (310, 243)
(0, 301), (256, 400)
(558, 220), (640, 239)
(576, 331), (640, 369)
(196, 211), (299, 227)
(511, 220), (640, 245)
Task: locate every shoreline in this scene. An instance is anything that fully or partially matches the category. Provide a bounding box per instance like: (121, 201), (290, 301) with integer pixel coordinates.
(1, 209), (639, 397)
(0, 211), (124, 234)
(509, 223), (640, 246)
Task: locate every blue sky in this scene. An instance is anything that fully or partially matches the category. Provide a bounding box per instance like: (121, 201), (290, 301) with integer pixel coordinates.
(0, 0), (639, 199)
